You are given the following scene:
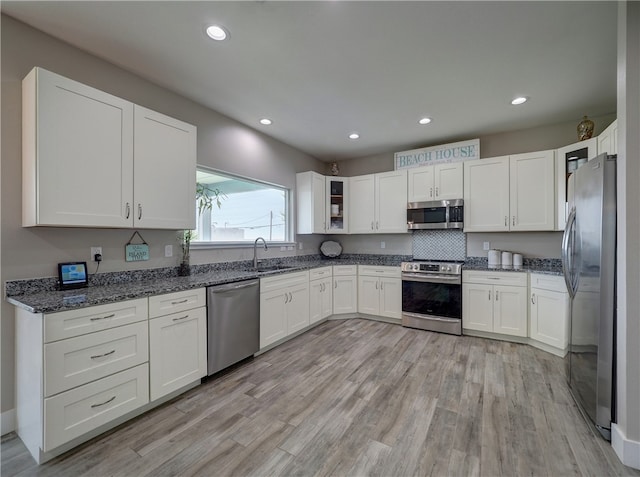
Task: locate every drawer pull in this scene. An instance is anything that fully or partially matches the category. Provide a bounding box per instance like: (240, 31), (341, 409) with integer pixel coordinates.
(90, 313), (115, 321)
(90, 349), (116, 359)
(172, 315), (189, 322)
(91, 395), (116, 408)
(171, 299), (189, 305)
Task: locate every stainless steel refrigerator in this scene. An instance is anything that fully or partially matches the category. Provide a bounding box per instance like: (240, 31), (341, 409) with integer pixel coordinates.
(561, 153), (616, 440)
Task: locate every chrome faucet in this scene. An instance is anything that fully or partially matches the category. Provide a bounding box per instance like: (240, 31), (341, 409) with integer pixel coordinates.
(253, 237), (267, 268)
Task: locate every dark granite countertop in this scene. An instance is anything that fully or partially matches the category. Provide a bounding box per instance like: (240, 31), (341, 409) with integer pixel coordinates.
(462, 257), (563, 276)
(5, 254), (408, 314)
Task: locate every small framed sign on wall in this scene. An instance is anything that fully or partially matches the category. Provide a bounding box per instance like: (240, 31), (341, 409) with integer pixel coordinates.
(125, 231), (150, 262)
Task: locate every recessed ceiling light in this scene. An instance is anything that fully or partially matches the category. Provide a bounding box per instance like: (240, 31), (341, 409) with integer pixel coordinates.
(349, 133), (360, 140)
(259, 118), (272, 125)
(418, 117), (432, 125)
(511, 96), (528, 105)
(206, 25), (228, 41)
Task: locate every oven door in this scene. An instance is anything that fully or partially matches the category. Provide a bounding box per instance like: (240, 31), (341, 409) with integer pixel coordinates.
(401, 273), (462, 335)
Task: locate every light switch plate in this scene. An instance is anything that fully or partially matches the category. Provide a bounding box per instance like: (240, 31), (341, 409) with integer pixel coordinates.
(483, 241), (490, 251)
(165, 245), (173, 257)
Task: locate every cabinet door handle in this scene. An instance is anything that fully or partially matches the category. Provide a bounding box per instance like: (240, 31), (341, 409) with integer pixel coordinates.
(505, 216), (508, 227)
(138, 204), (143, 220)
(91, 395), (116, 408)
(335, 280), (338, 289)
(531, 293), (536, 305)
(371, 221), (375, 230)
(90, 349), (116, 359)
(435, 187), (439, 197)
(125, 202), (131, 219)
(284, 293), (289, 304)
(488, 290), (491, 300)
(171, 299), (188, 305)
(172, 315), (189, 322)
(90, 313), (115, 321)
(496, 290), (499, 301)
(430, 187), (433, 198)
(375, 281), (379, 290)
(380, 282), (384, 290)
(512, 216), (516, 226)
(376, 221), (379, 230)
(289, 292), (293, 302)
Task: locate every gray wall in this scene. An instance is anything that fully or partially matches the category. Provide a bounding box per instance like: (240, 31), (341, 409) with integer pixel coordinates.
(0, 15), (325, 415)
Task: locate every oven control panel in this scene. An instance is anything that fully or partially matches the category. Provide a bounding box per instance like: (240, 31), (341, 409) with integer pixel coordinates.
(401, 261), (463, 275)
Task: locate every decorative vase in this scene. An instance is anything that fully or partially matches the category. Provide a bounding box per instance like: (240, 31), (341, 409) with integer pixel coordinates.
(329, 162), (340, 176)
(178, 261), (191, 276)
(577, 115), (595, 141)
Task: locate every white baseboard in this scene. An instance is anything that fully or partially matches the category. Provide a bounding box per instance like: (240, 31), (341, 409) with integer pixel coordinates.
(612, 423), (640, 470)
(1, 409), (16, 436)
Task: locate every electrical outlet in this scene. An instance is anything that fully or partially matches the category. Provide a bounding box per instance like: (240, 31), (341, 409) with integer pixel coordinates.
(90, 247), (102, 261)
(298, 242), (303, 250)
(165, 245), (173, 257)
(380, 241), (386, 249)
(483, 241), (490, 251)
(287, 246), (294, 251)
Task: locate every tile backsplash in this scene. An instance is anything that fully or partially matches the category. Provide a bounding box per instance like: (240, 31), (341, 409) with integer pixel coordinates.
(412, 229), (466, 261)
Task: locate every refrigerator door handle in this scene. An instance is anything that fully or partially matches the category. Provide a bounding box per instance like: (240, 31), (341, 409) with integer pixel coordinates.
(562, 206), (578, 298)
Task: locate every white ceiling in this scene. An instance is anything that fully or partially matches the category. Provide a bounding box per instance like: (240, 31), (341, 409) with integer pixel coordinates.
(2, 1), (618, 161)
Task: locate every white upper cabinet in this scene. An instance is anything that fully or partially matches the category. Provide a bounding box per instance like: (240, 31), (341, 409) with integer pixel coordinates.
(296, 173), (349, 234)
(296, 171), (326, 234)
(597, 119), (618, 156)
(22, 67), (196, 229)
(22, 67), (134, 227)
(408, 163), (463, 202)
(464, 151), (555, 232)
(509, 150), (555, 231)
(349, 174), (376, 233)
(133, 106), (196, 229)
(463, 156), (510, 232)
(375, 170), (408, 233)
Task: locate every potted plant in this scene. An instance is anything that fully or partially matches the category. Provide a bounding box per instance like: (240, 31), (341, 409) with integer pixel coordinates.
(177, 184), (225, 276)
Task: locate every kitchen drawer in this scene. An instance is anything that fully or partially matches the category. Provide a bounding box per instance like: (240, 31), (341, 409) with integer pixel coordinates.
(44, 298), (148, 343)
(44, 321), (148, 397)
(43, 363), (149, 452)
(530, 274), (567, 293)
(148, 288), (205, 318)
(333, 265), (357, 276)
(310, 266), (332, 280)
(358, 265), (401, 278)
(463, 270), (528, 287)
(260, 271), (310, 293)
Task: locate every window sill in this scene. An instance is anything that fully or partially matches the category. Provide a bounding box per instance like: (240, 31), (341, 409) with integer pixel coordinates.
(191, 241), (298, 250)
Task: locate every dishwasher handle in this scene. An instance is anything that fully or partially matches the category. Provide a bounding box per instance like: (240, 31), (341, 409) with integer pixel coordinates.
(208, 279), (259, 294)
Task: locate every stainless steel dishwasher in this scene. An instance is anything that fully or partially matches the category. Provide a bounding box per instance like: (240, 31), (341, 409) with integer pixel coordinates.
(206, 279), (260, 376)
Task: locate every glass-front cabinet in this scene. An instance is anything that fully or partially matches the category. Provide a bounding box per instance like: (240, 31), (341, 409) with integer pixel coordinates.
(326, 177), (349, 234)
(555, 137), (598, 230)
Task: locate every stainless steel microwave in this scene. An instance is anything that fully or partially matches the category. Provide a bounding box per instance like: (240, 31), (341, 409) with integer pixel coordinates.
(407, 199), (464, 230)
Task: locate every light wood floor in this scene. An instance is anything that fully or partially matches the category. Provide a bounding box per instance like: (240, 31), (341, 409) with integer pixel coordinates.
(2, 318), (639, 477)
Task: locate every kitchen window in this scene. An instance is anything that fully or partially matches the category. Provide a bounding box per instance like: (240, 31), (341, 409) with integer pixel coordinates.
(193, 167), (292, 245)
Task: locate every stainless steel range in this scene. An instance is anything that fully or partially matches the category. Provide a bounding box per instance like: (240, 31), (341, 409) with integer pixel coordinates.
(401, 260), (463, 335)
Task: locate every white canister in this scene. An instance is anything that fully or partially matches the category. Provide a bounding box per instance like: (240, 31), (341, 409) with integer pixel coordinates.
(502, 251), (513, 266)
(331, 204), (340, 216)
(488, 249), (501, 266)
(513, 253), (523, 267)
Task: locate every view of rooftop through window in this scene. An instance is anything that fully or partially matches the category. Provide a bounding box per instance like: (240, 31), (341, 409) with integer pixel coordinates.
(194, 168), (289, 243)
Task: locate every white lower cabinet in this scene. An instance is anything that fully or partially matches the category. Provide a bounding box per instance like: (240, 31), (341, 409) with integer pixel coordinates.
(15, 298), (151, 463)
(260, 271), (310, 349)
(529, 274), (569, 356)
(357, 266), (401, 319)
(44, 364), (149, 452)
(333, 265), (358, 314)
(462, 271), (528, 337)
(148, 305), (207, 401)
(310, 267), (333, 325)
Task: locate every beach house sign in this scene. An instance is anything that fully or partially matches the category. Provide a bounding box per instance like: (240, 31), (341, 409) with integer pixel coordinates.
(395, 138), (480, 170)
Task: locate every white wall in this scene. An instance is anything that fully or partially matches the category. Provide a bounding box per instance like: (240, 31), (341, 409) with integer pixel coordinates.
(0, 15), (326, 415)
(613, 1), (640, 468)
